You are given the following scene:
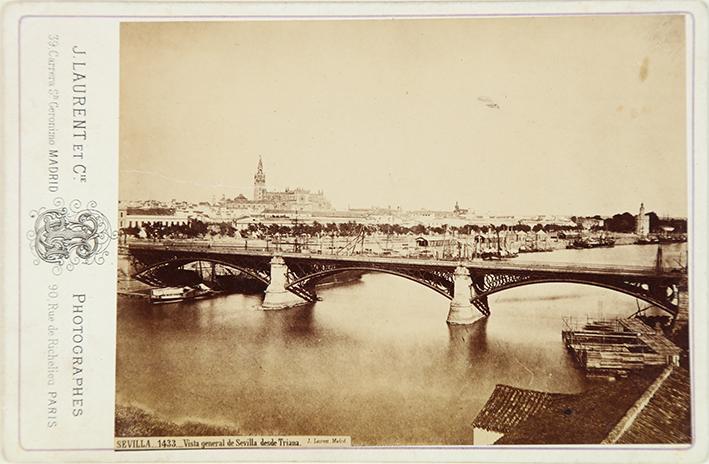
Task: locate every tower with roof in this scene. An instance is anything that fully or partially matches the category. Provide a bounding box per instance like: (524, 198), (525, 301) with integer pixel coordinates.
(636, 202), (650, 236)
(254, 156), (267, 201)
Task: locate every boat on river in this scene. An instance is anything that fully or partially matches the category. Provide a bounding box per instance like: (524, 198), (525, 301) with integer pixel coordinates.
(567, 236), (616, 249)
(635, 236), (660, 245)
(150, 283), (217, 304)
(480, 248), (518, 260)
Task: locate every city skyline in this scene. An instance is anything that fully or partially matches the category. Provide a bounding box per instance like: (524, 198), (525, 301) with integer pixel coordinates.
(121, 156), (684, 219)
(120, 16), (687, 217)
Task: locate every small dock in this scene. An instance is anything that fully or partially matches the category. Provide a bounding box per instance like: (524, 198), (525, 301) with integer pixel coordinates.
(562, 317), (681, 376)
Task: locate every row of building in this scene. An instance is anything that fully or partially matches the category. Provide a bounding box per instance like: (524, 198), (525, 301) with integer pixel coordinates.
(117, 203), (583, 231)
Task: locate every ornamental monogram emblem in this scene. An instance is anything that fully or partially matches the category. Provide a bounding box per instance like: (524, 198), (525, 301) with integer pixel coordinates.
(28, 198), (116, 274)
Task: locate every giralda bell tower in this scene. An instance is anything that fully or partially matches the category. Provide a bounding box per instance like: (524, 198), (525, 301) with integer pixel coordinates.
(254, 156), (266, 202)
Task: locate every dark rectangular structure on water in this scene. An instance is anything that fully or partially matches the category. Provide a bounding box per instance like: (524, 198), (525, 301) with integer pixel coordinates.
(562, 318), (681, 376)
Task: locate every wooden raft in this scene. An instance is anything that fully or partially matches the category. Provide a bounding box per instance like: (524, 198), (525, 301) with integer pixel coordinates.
(562, 317), (681, 374)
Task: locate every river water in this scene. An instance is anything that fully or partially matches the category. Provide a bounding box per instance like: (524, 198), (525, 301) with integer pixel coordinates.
(115, 243), (686, 445)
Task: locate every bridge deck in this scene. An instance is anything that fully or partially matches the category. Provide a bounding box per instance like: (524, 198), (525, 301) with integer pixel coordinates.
(126, 241), (684, 279)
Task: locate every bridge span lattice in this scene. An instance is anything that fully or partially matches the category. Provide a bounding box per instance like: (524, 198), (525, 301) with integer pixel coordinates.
(126, 241), (688, 327)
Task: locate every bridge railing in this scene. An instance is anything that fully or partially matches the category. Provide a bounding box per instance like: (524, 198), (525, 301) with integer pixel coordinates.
(125, 240), (684, 276)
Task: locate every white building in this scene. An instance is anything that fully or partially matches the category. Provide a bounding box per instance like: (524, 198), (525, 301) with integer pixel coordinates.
(119, 208), (190, 228)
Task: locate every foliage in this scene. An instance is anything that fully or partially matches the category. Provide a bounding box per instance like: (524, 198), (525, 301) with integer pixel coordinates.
(120, 211), (687, 240)
(605, 212), (637, 233)
(648, 212), (687, 233)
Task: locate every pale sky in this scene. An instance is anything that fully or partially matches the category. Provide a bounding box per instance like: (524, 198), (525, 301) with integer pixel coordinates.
(120, 16), (687, 217)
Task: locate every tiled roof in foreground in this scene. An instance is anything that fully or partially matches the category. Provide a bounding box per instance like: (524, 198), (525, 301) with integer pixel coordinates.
(615, 367), (691, 444)
(495, 372), (658, 444)
(471, 385), (569, 434)
(473, 367), (693, 444)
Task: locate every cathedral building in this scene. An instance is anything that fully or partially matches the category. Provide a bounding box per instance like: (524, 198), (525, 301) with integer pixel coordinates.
(252, 156), (332, 211)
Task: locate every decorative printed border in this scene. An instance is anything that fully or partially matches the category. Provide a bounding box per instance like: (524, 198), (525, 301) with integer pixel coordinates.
(14, 7), (699, 455)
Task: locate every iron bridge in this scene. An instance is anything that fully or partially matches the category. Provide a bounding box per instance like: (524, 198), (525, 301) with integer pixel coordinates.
(127, 241), (687, 319)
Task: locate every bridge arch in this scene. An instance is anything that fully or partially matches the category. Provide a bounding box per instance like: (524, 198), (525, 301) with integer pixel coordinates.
(472, 277), (678, 316)
(286, 265), (454, 300)
(134, 257), (270, 287)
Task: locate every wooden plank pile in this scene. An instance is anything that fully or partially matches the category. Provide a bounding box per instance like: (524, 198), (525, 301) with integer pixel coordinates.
(562, 317), (681, 375)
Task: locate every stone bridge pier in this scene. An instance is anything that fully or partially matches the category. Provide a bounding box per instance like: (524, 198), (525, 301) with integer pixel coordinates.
(447, 266), (483, 325)
(262, 256), (307, 310)
(261, 258), (486, 324)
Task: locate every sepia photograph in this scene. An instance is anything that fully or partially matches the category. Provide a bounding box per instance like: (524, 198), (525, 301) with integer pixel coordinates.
(115, 16), (691, 446)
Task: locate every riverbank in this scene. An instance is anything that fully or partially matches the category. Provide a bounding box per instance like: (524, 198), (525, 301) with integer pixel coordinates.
(115, 404), (241, 437)
(117, 265), (151, 298)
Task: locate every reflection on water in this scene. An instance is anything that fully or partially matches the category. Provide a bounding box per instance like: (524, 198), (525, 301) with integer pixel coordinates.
(115, 244), (685, 445)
